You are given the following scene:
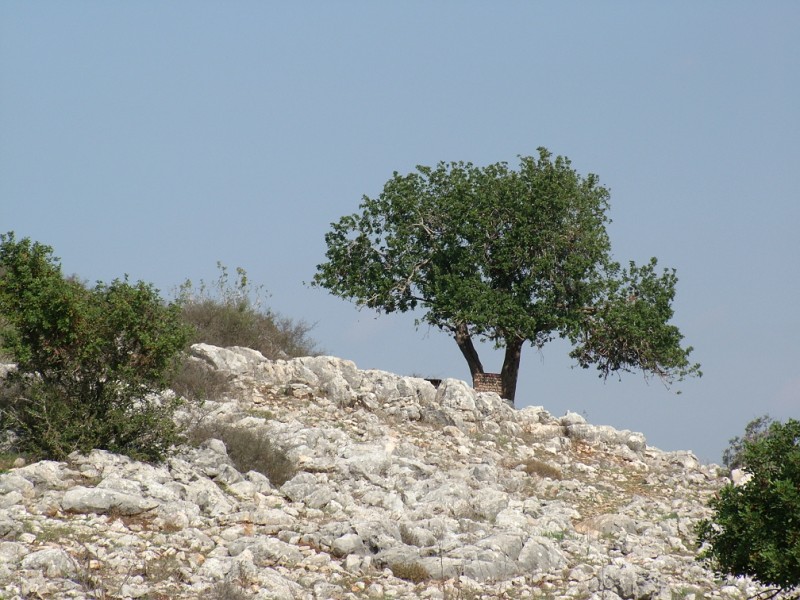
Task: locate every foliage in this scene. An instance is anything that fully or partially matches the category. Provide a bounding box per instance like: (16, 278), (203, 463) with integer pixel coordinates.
(177, 263), (318, 360)
(721, 414), (775, 471)
(313, 148), (700, 403)
(0, 232), (190, 462)
(696, 418), (800, 598)
(0, 315), (13, 362)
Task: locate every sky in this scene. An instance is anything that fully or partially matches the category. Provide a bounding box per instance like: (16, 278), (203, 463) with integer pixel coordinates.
(1, 3), (798, 464)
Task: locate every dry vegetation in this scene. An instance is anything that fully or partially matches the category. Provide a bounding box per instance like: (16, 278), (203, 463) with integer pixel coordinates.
(186, 421), (297, 486)
(176, 263), (318, 361)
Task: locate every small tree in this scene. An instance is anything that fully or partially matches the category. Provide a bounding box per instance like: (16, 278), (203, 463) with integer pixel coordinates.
(313, 148), (700, 404)
(0, 232), (190, 462)
(722, 414), (775, 471)
(696, 419), (800, 598)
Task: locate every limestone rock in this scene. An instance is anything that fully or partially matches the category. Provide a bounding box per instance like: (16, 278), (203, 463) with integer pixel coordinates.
(61, 486), (159, 515)
(0, 344), (760, 599)
(518, 536), (567, 571)
(20, 548), (76, 577)
(576, 513), (639, 537)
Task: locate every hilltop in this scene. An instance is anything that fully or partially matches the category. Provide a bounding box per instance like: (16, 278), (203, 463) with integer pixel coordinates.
(0, 344), (762, 599)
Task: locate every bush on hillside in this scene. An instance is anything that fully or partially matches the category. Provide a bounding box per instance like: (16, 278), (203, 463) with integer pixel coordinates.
(177, 263), (318, 360)
(696, 418), (800, 598)
(0, 315), (13, 362)
(0, 232), (190, 462)
(186, 421), (297, 486)
(168, 357), (233, 403)
(208, 581), (250, 600)
(721, 413), (775, 471)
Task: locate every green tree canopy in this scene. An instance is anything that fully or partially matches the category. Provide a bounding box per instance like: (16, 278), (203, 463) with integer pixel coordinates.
(0, 232), (190, 461)
(313, 148), (700, 403)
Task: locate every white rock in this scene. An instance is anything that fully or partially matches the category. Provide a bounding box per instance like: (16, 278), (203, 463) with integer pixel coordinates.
(21, 548), (76, 577)
(0, 473), (35, 496)
(436, 379), (477, 412)
(0, 491), (24, 508)
(561, 411), (586, 425)
(731, 468), (753, 486)
(191, 343), (267, 373)
(332, 533), (367, 557)
(0, 541), (27, 565)
(518, 537), (567, 571)
(14, 461), (71, 488)
(576, 513), (638, 537)
(62, 486), (159, 515)
(197, 556), (232, 580)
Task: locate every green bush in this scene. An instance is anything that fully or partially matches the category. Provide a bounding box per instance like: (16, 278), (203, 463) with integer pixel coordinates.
(721, 414), (775, 471)
(0, 315), (13, 362)
(177, 263), (318, 360)
(0, 232), (190, 462)
(696, 418), (800, 598)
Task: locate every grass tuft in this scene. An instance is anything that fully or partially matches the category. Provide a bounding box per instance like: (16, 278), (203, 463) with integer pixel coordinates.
(390, 561), (432, 583)
(521, 458), (563, 480)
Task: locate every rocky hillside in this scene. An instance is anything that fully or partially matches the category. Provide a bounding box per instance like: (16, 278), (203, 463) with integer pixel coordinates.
(0, 344), (762, 599)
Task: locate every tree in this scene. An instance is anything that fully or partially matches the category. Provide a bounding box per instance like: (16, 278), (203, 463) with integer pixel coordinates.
(0, 232), (190, 462)
(722, 414), (775, 472)
(696, 419), (800, 599)
(313, 148), (700, 404)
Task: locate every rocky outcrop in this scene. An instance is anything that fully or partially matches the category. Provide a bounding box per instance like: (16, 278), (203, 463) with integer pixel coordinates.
(0, 345), (763, 599)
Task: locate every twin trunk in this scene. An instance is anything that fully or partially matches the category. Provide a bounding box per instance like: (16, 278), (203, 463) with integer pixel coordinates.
(454, 323), (523, 406)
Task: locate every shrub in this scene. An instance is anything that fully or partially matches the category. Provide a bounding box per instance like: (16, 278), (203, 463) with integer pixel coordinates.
(0, 314), (13, 362)
(0, 232), (190, 462)
(390, 561), (432, 583)
(176, 263), (318, 359)
(721, 414), (775, 471)
(696, 418), (800, 598)
(187, 421), (297, 486)
(168, 358), (232, 403)
(521, 457), (563, 480)
(208, 581), (250, 600)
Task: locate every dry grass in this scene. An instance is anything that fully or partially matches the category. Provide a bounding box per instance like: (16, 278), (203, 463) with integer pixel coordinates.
(390, 561), (432, 583)
(169, 358), (232, 402)
(187, 421), (297, 486)
(208, 581), (251, 600)
(520, 458), (563, 480)
(177, 264), (318, 360)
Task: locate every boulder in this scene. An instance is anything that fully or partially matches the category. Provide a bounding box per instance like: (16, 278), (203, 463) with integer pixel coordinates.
(518, 536), (567, 571)
(20, 548), (76, 577)
(61, 486), (159, 515)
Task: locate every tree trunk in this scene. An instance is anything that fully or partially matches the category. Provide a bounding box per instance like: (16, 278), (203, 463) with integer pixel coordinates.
(500, 336), (524, 407)
(454, 322), (484, 379)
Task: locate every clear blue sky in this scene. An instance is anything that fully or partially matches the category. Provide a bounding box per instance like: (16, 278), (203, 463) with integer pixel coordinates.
(2, 3), (798, 463)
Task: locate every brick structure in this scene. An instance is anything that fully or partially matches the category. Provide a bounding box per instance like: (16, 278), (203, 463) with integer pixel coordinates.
(473, 372), (503, 395)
